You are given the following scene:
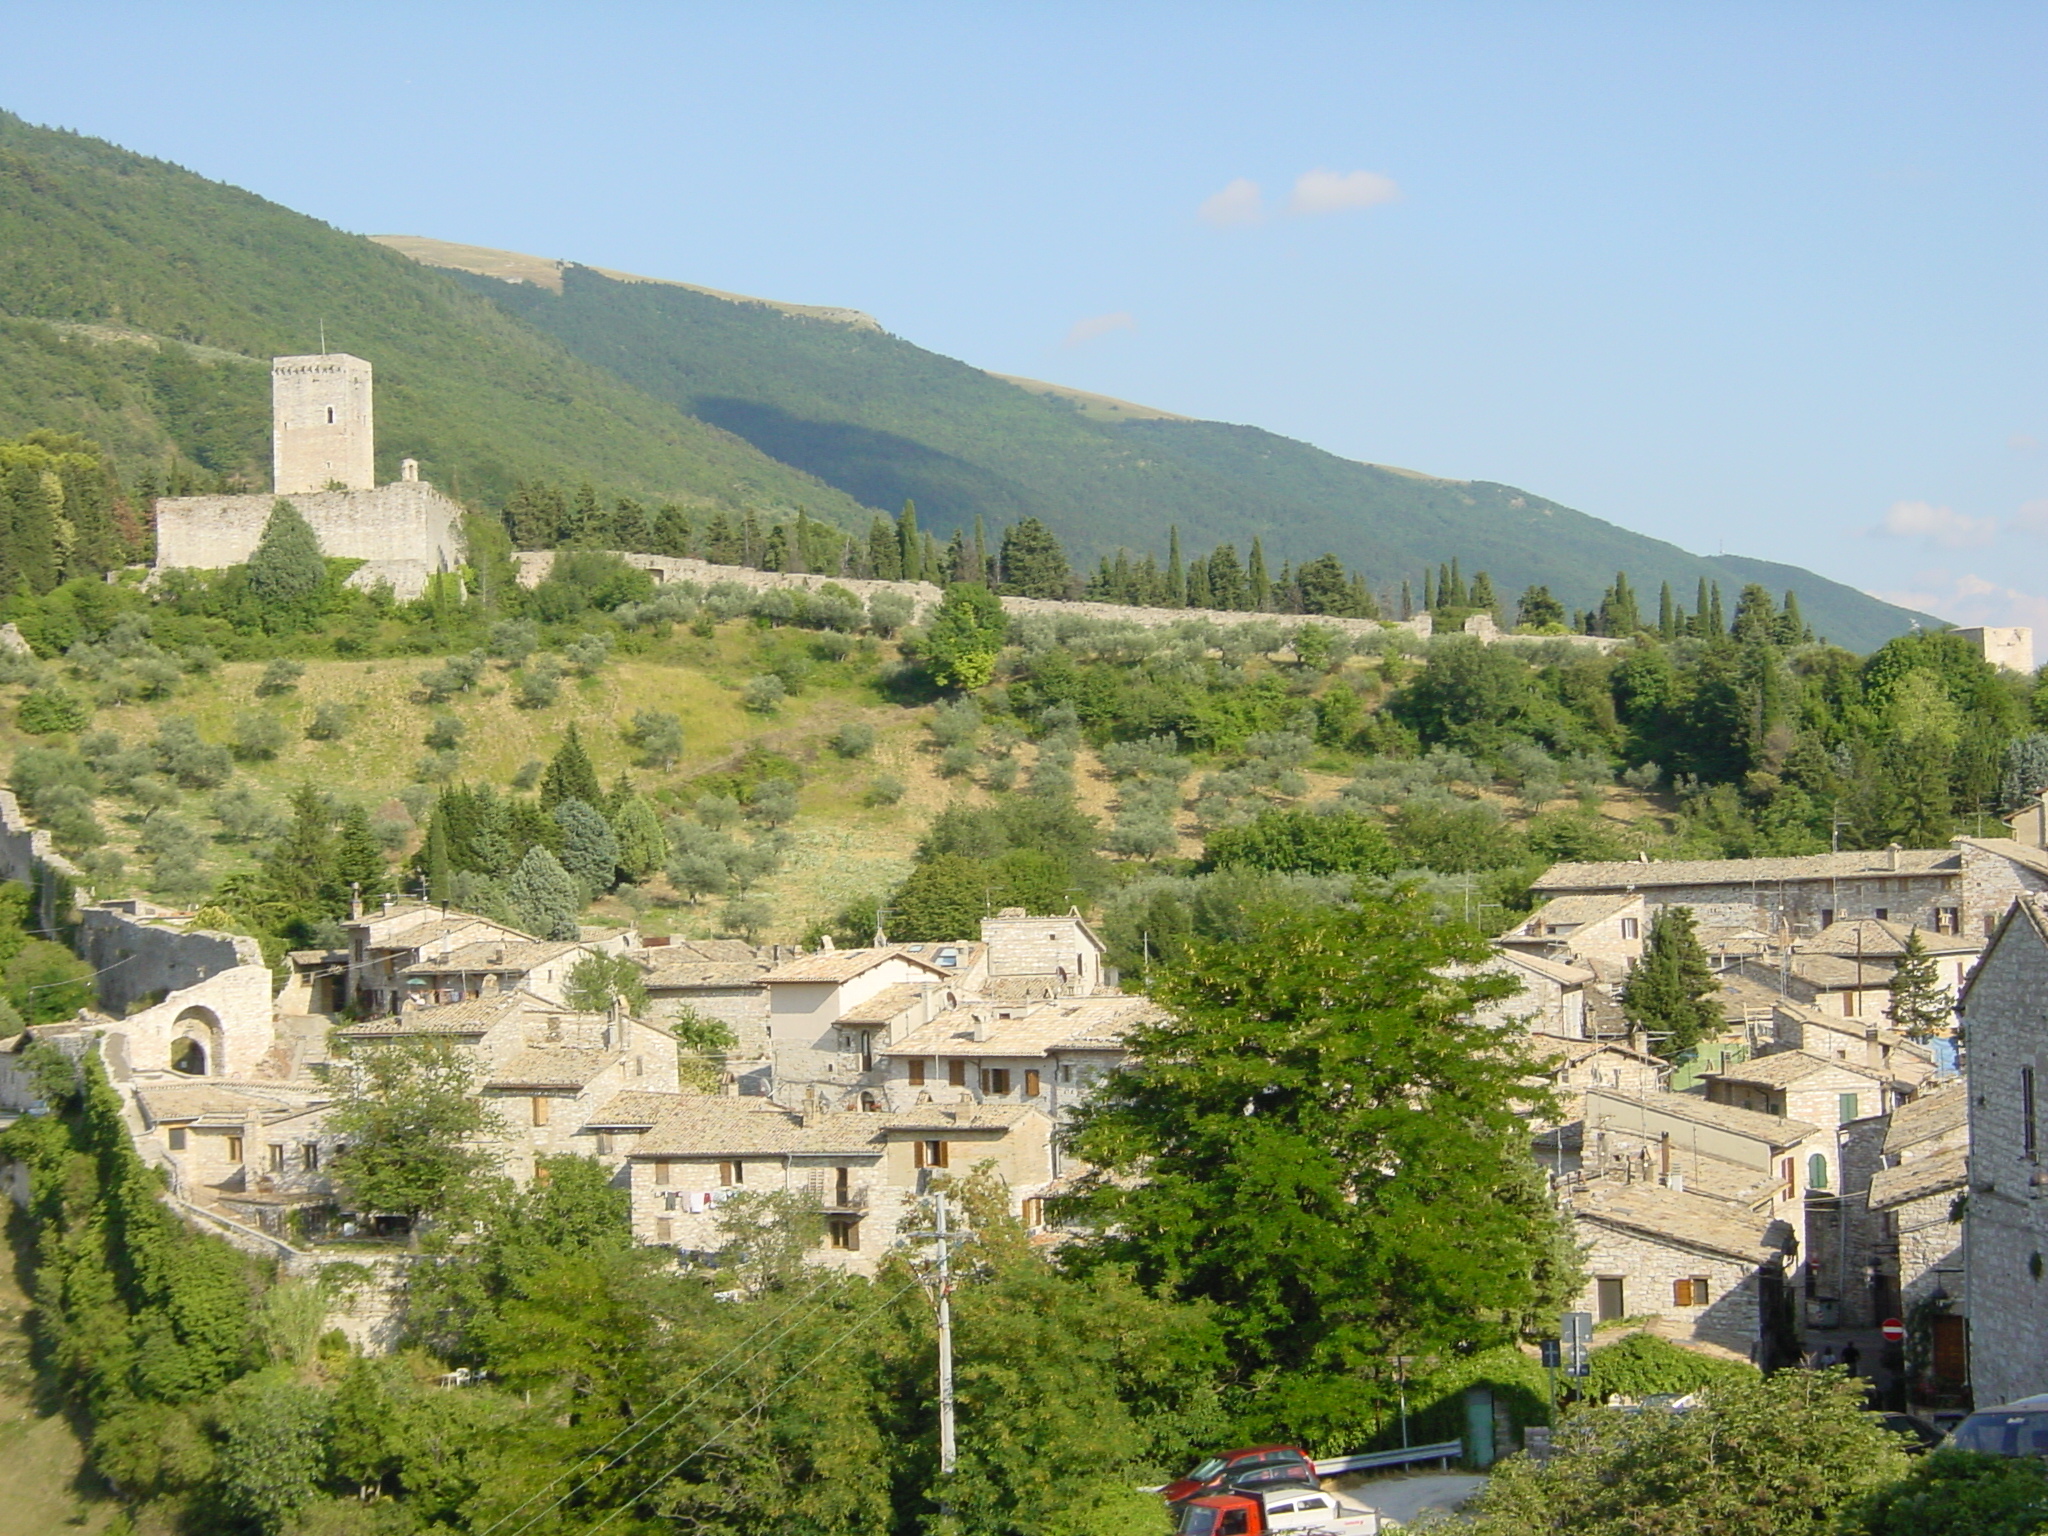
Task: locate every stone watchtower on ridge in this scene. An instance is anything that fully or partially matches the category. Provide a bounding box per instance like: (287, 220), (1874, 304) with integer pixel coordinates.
(272, 353), (375, 494)
(150, 349), (461, 600)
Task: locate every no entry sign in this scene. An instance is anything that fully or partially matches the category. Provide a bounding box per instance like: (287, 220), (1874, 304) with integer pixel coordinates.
(1881, 1318), (1905, 1343)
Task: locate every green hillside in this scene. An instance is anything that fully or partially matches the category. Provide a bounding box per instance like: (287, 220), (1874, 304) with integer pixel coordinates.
(0, 113), (873, 522)
(427, 255), (1936, 651)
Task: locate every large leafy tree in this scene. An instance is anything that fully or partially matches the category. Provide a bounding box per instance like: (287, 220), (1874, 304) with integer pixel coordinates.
(325, 1038), (502, 1229)
(1063, 891), (1575, 1378)
(1620, 905), (1723, 1058)
(923, 582), (1008, 691)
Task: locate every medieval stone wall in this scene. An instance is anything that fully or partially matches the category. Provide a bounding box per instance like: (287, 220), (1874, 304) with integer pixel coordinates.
(153, 482), (465, 600)
(78, 901), (265, 1016)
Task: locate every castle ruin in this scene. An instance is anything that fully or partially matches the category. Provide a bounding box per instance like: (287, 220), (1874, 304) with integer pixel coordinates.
(152, 353), (464, 601)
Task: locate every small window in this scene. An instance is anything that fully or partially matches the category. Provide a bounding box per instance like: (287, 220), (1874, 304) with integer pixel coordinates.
(827, 1215), (862, 1251)
(531, 1095), (551, 1127)
(656, 1217), (673, 1243)
(227, 1136), (244, 1163)
(1022, 1197), (1045, 1227)
(981, 1068), (1011, 1096)
(269, 1143), (287, 1173)
(915, 1139), (949, 1169)
(1780, 1157), (1795, 1197)
(1808, 1152), (1830, 1190)
(1936, 907), (1960, 935)
(720, 1160), (744, 1187)
(1219, 1511), (1251, 1536)
(1673, 1277), (1710, 1307)
(326, 405), (335, 424)
(1619, 917), (1640, 940)
(654, 1158), (675, 1187)
(1838, 1092), (1860, 1124)
(908, 1059), (926, 1087)
(167, 1127), (187, 1151)
(947, 1059), (967, 1088)
(301, 1143), (320, 1172)
(1024, 1069), (1041, 1097)
(1058, 1064), (1073, 1084)
(2026, 1067), (2039, 1159)
(1873, 908), (1889, 921)
(595, 1131), (614, 1155)
(1819, 909), (1836, 929)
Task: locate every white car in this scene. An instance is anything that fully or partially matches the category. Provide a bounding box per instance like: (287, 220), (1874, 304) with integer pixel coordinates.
(1262, 1488), (1380, 1534)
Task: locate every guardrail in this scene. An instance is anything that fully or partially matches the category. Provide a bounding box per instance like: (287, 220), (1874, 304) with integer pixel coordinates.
(1313, 1440), (1462, 1476)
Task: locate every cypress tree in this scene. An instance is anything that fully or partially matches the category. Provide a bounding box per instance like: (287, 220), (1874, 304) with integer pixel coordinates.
(922, 531), (941, 582)
(1421, 569), (1434, 610)
(1437, 563), (1452, 609)
(1468, 571), (1497, 615)
(425, 815), (453, 904)
(1166, 527), (1186, 608)
(1447, 558), (1467, 607)
(332, 804), (388, 907)
(246, 500), (326, 608)
(972, 515), (991, 584)
(1659, 582), (1675, 639)
(1709, 582), (1725, 637)
(540, 724), (603, 812)
(867, 516), (900, 580)
(1186, 555), (1213, 609)
(1400, 579), (1413, 620)
(1778, 590), (1809, 645)
(1248, 538), (1271, 610)
(741, 510), (763, 568)
(897, 499), (919, 580)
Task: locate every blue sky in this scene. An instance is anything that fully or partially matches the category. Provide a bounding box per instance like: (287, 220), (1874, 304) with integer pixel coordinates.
(6, 3), (2045, 624)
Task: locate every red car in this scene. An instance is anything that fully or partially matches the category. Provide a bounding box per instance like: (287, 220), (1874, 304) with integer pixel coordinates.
(1161, 1446), (1318, 1505)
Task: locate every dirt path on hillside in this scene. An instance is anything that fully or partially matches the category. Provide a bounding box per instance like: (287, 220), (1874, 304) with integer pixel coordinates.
(0, 1213), (120, 1535)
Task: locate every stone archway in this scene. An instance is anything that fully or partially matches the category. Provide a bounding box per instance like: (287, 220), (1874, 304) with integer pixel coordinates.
(169, 1006), (223, 1076)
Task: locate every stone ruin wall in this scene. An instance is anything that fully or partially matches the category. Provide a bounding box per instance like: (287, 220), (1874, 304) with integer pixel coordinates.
(78, 900), (265, 1016)
(516, 549), (1623, 652)
(152, 482), (466, 600)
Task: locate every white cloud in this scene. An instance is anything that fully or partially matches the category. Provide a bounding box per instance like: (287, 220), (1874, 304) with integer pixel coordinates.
(1062, 311), (1136, 349)
(1197, 177), (1265, 227)
(2013, 499), (2048, 536)
(1869, 499), (1999, 548)
(1872, 568), (2048, 630)
(1286, 167), (1401, 216)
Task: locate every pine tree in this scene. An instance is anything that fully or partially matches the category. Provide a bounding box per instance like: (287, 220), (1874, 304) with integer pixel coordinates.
(1886, 929), (1954, 1041)
(425, 814), (452, 904)
(1185, 555), (1212, 608)
(1732, 583), (1779, 643)
(972, 515), (991, 585)
(1469, 571), (1497, 615)
(1208, 544), (1244, 609)
(1248, 538), (1271, 610)
(740, 510), (763, 567)
(246, 500), (326, 608)
(996, 518), (1072, 598)
(259, 784), (340, 922)
(506, 845), (581, 941)
(1166, 527), (1186, 608)
(332, 804), (387, 907)
(553, 798), (619, 898)
(540, 724), (603, 812)
(1620, 906), (1723, 1059)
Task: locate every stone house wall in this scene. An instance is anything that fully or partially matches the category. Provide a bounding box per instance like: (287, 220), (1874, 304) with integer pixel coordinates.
(1961, 905), (2048, 1406)
(1891, 1187), (1965, 1312)
(1803, 1115), (1892, 1329)
(1571, 1219), (1765, 1355)
(1959, 843), (2048, 940)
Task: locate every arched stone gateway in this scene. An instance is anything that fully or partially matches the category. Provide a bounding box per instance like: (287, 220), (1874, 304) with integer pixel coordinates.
(169, 1005), (223, 1076)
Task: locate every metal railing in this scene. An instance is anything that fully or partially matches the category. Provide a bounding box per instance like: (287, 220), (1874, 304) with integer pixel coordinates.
(1312, 1440), (1462, 1476)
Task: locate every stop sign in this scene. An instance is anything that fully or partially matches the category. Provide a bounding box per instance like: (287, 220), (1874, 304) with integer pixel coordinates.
(1881, 1318), (1906, 1343)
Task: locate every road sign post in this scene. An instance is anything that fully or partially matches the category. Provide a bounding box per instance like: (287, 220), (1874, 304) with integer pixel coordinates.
(1881, 1317), (1905, 1345)
(1563, 1311), (1593, 1378)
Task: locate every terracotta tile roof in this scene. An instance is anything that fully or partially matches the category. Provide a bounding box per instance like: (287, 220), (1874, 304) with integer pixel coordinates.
(1586, 1087), (1819, 1147)
(404, 940), (583, 974)
(1884, 1084), (1968, 1155)
(1867, 1145), (1969, 1210)
(628, 1097), (887, 1158)
(334, 988), (557, 1039)
(1525, 1033), (1664, 1068)
(1533, 849), (1959, 893)
(1486, 950), (1596, 987)
(756, 948), (947, 985)
(881, 996), (1158, 1058)
(486, 1047), (613, 1090)
(1507, 893), (1641, 935)
(584, 1089), (691, 1129)
(134, 1084), (307, 1124)
(642, 959), (769, 989)
(1706, 1050), (1886, 1090)
(1800, 918), (1981, 958)
(1570, 1180), (1786, 1262)
(877, 1104), (1045, 1132)
(1779, 955), (1901, 990)
(836, 983), (927, 1026)
(1717, 972), (1793, 1020)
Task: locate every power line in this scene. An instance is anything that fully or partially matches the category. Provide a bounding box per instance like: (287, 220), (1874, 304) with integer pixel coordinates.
(476, 1276), (868, 1536)
(581, 1275), (926, 1534)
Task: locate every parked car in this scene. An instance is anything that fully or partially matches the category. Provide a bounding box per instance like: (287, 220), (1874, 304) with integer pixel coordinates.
(1173, 1488), (1380, 1535)
(1868, 1410), (1942, 1454)
(1943, 1395), (2048, 1458)
(1161, 1446), (1318, 1505)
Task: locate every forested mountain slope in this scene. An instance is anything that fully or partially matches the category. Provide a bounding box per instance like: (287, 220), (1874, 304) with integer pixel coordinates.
(0, 113), (871, 521)
(405, 246), (1937, 652)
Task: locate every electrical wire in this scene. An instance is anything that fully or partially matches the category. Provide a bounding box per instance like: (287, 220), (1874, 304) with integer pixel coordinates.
(581, 1274), (927, 1534)
(475, 1273), (898, 1536)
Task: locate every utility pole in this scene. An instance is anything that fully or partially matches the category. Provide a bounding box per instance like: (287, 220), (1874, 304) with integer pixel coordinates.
(936, 1189), (957, 1476)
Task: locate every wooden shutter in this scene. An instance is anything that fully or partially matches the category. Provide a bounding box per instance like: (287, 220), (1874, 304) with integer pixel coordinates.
(532, 1095), (551, 1126)
(909, 1058), (926, 1086)
(1024, 1069), (1041, 1097)
(947, 1059), (967, 1087)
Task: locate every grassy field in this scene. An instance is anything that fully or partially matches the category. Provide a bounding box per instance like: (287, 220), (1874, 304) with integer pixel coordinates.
(0, 1213), (119, 1536)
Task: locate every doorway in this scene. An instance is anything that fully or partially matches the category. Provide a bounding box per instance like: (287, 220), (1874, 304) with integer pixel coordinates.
(1596, 1277), (1626, 1321)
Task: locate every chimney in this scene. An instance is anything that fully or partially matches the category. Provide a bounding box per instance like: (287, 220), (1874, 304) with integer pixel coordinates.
(1887, 842), (1902, 872)
(820, 935), (835, 952)
(1659, 1131), (1671, 1184)
(350, 882), (362, 921)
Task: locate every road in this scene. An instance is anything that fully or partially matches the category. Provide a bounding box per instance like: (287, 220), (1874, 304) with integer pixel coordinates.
(1333, 1471), (1487, 1528)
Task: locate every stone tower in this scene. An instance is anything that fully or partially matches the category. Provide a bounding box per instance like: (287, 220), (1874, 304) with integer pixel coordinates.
(272, 353), (374, 494)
